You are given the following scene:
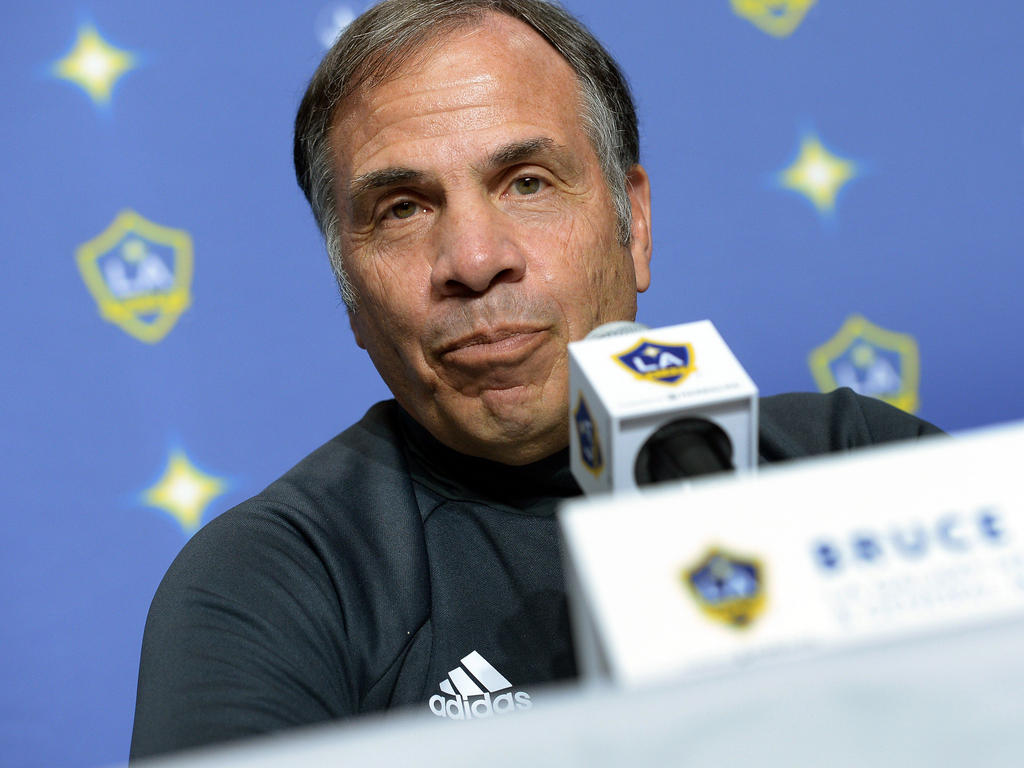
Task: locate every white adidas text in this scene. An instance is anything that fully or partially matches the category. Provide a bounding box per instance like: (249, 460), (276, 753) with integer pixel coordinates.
(428, 690), (532, 720)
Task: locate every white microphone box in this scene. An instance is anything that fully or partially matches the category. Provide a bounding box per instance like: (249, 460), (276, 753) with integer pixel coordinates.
(568, 319), (758, 494)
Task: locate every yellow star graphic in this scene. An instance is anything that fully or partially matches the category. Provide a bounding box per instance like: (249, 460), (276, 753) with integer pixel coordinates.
(731, 0), (817, 38)
(778, 135), (857, 215)
(142, 449), (227, 534)
(52, 24), (136, 105)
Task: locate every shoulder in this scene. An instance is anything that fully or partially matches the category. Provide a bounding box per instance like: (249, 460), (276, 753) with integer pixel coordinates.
(160, 399), (426, 607)
(177, 399), (415, 560)
(255, 399), (416, 520)
(135, 400), (430, 748)
(758, 388), (943, 462)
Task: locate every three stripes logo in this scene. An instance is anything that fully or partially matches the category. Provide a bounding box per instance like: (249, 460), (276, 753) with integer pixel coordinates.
(428, 650), (533, 720)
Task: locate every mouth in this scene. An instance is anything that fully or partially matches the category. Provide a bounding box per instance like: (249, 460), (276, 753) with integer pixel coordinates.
(438, 327), (547, 370)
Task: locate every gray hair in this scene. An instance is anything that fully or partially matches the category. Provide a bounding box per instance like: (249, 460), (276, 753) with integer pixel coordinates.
(293, 0), (640, 309)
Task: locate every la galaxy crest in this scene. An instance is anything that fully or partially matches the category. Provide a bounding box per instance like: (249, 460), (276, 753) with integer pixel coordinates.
(76, 209), (193, 343)
(614, 339), (695, 385)
(685, 547), (766, 629)
(573, 392), (604, 476)
(730, 0), (817, 37)
(809, 314), (920, 413)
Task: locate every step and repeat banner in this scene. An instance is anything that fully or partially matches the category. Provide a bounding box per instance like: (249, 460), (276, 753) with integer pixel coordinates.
(2, 1), (1022, 766)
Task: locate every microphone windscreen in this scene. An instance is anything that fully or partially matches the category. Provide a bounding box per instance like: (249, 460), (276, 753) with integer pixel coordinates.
(585, 321), (648, 340)
(633, 417), (735, 485)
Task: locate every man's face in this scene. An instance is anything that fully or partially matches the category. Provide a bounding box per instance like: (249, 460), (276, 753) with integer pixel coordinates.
(330, 13), (652, 464)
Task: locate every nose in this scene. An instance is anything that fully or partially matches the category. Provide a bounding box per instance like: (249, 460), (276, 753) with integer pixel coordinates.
(430, 203), (526, 298)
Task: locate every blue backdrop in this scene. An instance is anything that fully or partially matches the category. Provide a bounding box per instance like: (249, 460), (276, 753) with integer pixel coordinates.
(3, 1), (1022, 765)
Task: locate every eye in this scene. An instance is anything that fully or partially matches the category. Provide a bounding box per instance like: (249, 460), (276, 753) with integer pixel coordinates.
(388, 200), (420, 219)
(511, 176), (544, 195)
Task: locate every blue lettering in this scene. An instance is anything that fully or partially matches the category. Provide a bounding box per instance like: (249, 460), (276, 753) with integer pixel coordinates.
(814, 541), (842, 571)
(890, 525), (928, 558)
(853, 534), (883, 562)
(936, 515), (969, 551)
(813, 507), (1008, 572)
(978, 509), (1006, 543)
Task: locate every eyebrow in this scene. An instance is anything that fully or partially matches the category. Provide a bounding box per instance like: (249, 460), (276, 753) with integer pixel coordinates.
(348, 167), (425, 201)
(346, 137), (578, 203)
(487, 137), (560, 168)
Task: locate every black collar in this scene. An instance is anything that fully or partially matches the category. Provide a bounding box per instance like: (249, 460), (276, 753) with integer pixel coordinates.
(395, 404), (582, 517)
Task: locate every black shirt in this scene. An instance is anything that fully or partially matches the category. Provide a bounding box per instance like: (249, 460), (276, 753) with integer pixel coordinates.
(130, 389), (941, 759)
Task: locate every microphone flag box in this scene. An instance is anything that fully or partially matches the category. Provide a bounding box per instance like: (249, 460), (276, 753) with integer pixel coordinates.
(559, 421), (1024, 688)
(568, 319), (758, 494)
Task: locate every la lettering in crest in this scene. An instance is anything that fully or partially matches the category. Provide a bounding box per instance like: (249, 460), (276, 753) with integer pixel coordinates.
(614, 339), (696, 385)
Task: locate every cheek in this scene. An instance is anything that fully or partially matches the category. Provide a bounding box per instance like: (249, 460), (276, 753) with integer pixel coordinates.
(348, 266), (429, 373)
(543, 211), (627, 303)
(348, 245), (431, 320)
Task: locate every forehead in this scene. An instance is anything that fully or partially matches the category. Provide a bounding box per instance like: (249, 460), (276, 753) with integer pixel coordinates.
(329, 13), (589, 180)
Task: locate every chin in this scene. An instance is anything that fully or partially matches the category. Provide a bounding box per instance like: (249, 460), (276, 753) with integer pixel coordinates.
(461, 401), (568, 465)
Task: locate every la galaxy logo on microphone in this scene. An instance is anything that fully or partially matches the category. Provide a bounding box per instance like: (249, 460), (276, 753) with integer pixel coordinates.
(573, 392), (604, 476)
(614, 339), (696, 385)
(685, 547), (766, 629)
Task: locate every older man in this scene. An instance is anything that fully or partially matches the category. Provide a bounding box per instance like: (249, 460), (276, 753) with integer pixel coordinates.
(130, 0), (939, 758)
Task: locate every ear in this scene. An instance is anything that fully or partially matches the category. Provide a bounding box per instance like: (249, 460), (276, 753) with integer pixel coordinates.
(626, 164), (652, 293)
(348, 310), (366, 349)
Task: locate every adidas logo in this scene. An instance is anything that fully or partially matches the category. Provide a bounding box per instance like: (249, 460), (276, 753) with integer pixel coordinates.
(428, 650), (533, 720)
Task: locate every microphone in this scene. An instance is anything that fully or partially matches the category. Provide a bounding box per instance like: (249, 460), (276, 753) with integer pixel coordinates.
(568, 319), (758, 494)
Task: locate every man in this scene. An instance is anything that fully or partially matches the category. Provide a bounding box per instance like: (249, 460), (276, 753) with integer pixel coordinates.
(130, 0), (940, 758)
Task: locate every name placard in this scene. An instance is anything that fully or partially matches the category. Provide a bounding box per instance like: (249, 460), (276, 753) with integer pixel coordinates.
(559, 421), (1024, 686)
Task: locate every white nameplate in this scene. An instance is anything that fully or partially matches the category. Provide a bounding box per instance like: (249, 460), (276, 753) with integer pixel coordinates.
(560, 420), (1024, 687)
